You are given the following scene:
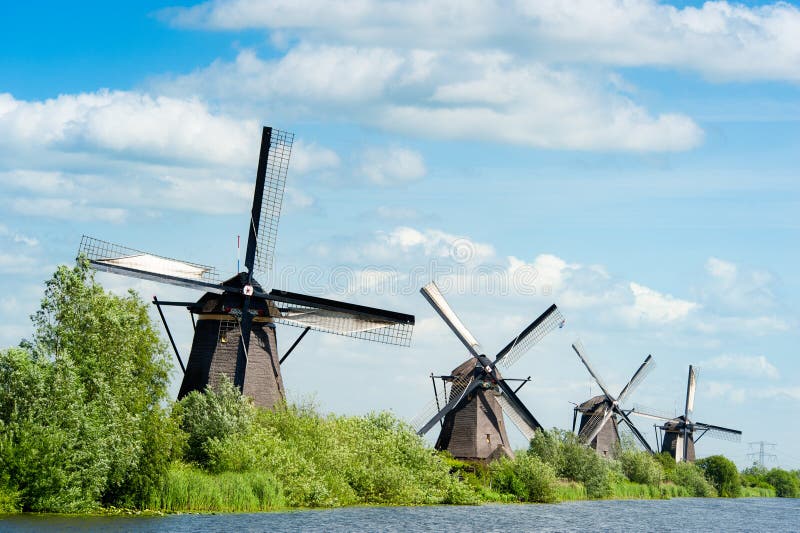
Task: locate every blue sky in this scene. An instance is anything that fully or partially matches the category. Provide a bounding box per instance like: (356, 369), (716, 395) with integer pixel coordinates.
(1, 0), (798, 468)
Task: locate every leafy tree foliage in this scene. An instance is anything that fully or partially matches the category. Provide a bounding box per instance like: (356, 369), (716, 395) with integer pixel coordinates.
(764, 468), (800, 498)
(528, 428), (613, 498)
(489, 453), (558, 503)
(619, 449), (664, 486)
(697, 455), (741, 497)
(0, 260), (179, 510)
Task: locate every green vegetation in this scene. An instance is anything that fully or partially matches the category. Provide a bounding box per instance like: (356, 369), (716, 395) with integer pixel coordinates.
(0, 262), (793, 514)
(742, 465), (799, 498)
(697, 455), (741, 497)
(0, 261), (176, 512)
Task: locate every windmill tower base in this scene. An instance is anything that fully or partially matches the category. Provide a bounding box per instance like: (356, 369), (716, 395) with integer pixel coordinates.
(178, 315), (284, 408)
(577, 396), (621, 458)
(662, 428), (696, 462)
(435, 360), (514, 463)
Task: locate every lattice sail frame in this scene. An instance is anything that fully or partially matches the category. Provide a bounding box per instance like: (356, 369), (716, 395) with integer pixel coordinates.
(700, 425), (742, 442)
(411, 372), (474, 432)
(498, 306), (564, 369)
(78, 235), (220, 284)
(495, 392), (537, 441)
(253, 128), (293, 276)
(273, 302), (414, 346)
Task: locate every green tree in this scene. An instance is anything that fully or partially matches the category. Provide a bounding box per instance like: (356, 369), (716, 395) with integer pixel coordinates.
(174, 376), (254, 466)
(619, 449), (664, 485)
(765, 468), (799, 498)
(0, 260), (179, 510)
(697, 455), (741, 497)
(489, 453), (558, 503)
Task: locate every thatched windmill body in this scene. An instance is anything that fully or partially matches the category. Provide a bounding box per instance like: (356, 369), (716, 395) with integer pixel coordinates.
(632, 365), (741, 462)
(78, 127), (414, 408)
(413, 282), (564, 462)
(571, 342), (656, 456)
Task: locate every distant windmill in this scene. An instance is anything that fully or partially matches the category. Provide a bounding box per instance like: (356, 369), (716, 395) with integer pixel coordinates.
(571, 342), (656, 456)
(78, 126), (415, 408)
(412, 282), (564, 462)
(631, 365), (742, 462)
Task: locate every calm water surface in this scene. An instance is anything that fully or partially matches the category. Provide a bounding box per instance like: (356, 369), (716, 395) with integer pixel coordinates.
(2, 498), (798, 532)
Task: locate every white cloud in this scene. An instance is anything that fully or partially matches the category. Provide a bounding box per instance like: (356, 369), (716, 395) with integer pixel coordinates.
(11, 197), (127, 223)
(0, 92), (335, 219)
(291, 140), (341, 174)
(755, 387), (800, 401)
(0, 253), (39, 274)
(0, 224), (38, 247)
(624, 282), (699, 324)
(0, 91), (256, 166)
(161, 47), (703, 152)
(701, 354), (780, 379)
(702, 256), (777, 313)
(163, 0), (800, 82)
(373, 206), (422, 221)
(705, 380), (747, 404)
(359, 147), (426, 185)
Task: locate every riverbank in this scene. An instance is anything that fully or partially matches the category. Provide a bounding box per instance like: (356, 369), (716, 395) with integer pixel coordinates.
(0, 266), (794, 515)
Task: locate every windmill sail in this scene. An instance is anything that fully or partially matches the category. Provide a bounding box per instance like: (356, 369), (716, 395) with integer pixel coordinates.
(79, 235), (221, 292)
(495, 392), (537, 441)
(495, 304), (563, 369)
(78, 125), (416, 411)
(420, 282), (481, 357)
(269, 290), (415, 346)
(617, 355), (655, 405)
(685, 365), (697, 417)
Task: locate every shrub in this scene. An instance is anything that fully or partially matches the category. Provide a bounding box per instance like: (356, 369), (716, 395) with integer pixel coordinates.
(529, 428), (612, 498)
(0, 262), (180, 512)
(619, 450), (664, 485)
(198, 395), (475, 507)
(670, 461), (716, 497)
(765, 468), (800, 498)
(697, 455), (741, 497)
(490, 453), (558, 503)
(174, 376), (254, 466)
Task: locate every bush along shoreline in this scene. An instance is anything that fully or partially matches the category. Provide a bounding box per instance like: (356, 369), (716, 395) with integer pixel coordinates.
(0, 262), (797, 514)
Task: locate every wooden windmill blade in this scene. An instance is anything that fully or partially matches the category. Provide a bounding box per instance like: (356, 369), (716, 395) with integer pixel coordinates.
(411, 372), (474, 434)
(420, 281), (482, 358)
(494, 304), (563, 369)
(694, 422), (742, 442)
(416, 377), (482, 436)
(572, 341), (615, 400)
(495, 379), (542, 440)
(79, 235), (223, 293)
(247, 127), (293, 278)
(579, 404), (614, 445)
(268, 290), (415, 346)
(617, 354), (655, 406)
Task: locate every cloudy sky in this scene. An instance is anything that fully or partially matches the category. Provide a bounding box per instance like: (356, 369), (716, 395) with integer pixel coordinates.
(1, 0), (798, 467)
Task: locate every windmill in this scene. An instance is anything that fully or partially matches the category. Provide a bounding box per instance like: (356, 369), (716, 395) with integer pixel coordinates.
(631, 365), (742, 462)
(571, 342), (656, 456)
(77, 126), (415, 408)
(411, 282), (564, 462)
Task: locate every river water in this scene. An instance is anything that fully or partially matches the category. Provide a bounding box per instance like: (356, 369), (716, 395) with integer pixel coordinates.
(2, 498), (798, 532)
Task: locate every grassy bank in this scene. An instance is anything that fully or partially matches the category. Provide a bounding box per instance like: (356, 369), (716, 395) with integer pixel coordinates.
(0, 263), (793, 514)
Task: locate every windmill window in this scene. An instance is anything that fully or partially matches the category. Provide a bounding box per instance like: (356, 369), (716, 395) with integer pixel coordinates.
(486, 434), (491, 445)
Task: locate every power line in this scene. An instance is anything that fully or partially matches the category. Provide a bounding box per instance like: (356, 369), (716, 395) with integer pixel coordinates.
(747, 441), (777, 468)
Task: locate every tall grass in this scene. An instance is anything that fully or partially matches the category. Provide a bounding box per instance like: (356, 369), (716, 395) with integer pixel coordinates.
(554, 481), (587, 501)
(151, 464), (284, 512)
(740, 486), (776, 498)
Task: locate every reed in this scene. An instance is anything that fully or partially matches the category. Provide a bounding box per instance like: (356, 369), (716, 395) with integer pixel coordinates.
(554, 481), (587, 501)
(152, 464), (285, 512)
(740, 486), (776, 498)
